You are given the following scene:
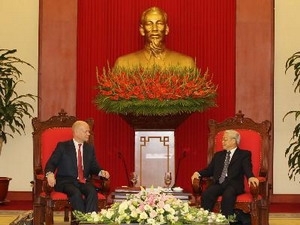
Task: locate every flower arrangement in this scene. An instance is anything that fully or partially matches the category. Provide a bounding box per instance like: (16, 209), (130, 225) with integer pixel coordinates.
(73, 187), (229, 225)
(94, 66), (217, 116)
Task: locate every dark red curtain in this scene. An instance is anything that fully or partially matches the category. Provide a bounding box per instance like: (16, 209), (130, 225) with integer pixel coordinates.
(76, 0), (236, 192)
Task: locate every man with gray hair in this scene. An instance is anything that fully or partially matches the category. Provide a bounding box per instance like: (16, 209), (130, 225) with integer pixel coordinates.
(191, 129), (259, 224)
(45, 120), (110, 213)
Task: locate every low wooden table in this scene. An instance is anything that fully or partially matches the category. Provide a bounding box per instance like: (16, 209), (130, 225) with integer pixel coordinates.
(111, 186), (192, 203)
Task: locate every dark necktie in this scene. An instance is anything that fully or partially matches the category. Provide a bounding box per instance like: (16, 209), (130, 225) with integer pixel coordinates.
(77, 143), (85, 183)
(219, 151), (231, 183)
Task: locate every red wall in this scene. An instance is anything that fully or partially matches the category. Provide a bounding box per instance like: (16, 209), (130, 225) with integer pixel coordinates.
(38, 0), (276, 200)
(76, 1), (235, 191)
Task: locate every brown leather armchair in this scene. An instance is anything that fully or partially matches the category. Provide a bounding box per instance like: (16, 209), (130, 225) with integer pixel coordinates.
(32, 109), (110, 225)
(192, 111), (271, 225)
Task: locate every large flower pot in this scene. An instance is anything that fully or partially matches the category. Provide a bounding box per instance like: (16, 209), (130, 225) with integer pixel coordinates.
(0, 177), (12, 203)
(120, 113), (192, 129)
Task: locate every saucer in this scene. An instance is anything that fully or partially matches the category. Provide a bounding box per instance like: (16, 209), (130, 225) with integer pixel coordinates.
(172, 187), (183, 192)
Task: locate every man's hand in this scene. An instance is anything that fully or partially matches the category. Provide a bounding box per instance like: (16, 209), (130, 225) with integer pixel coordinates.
(46, 172), (56, 187)
(100, 170), (110, 179)
(248, 177), (259, 187)
(191, 172), (200, 182)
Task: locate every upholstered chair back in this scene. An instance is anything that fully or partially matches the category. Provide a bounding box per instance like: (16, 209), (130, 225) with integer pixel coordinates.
(40, 127), (73, 171)
(212, 129), (263, 192)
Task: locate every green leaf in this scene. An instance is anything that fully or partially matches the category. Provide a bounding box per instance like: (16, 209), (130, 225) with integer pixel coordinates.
(0, 48), (36, 142)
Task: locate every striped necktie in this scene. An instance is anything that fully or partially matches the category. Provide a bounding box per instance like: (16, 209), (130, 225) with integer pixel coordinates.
(219, 151), (231, 183)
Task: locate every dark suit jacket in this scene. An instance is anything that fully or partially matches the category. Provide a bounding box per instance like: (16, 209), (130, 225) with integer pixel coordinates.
(198, 148), (254, 194)
(45, 140), (103, 192)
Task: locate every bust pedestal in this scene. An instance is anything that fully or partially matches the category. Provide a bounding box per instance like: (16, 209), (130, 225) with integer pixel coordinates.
(120, 113), (192, 187)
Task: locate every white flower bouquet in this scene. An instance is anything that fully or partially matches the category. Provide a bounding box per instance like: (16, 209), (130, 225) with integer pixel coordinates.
(73, 187), (229, 225)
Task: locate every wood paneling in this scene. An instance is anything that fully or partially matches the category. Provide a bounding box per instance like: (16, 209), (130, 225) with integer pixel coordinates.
(38, 0), (78, 120)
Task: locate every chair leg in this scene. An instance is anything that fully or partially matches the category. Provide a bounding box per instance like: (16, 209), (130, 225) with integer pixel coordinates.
(259, 199), (269, 225)
(33, 203), (44, 225)
(70, 210), (79, 225)
(45, 199), (54, 225)
(250, 201), (259, 225)
(98, 199), (107, 210)
(64, 206), (70, 222)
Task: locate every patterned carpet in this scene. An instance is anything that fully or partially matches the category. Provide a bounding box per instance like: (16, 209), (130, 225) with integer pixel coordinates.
(1, 202), (299, 225)
(2, 201), (300, 212)
(0, 211), (299, 225)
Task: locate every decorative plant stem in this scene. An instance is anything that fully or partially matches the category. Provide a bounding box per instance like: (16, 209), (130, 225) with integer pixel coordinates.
(284, 51), (300, 181)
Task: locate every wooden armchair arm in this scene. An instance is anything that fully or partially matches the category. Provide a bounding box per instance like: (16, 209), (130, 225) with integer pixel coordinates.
(191, 177), (208, 206)
(35, 167), (43, 176)
(33, 170), (54, 197)
(35, 172), (110, 197)
(192, 178), (204, 195)
(41, 176), (54, 195)
(192, 176), (217, 194)
(192, 178), (200, 195)
(249, 176), (267, 200)
(193, 176), (267, 200)
(32, 172), (44, 200)
(32, 171), (54, 200)
(249, 183), (259, 198)
(256, 176), (267, 198)
(91, 175), (110, 195)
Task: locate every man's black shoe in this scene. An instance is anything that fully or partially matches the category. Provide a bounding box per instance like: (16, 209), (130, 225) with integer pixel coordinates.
(229, 222), (242, 225)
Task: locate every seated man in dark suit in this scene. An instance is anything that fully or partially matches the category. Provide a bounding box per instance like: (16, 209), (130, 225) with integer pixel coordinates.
(191, 129), (259, 224)
(45, 120), (110, 213)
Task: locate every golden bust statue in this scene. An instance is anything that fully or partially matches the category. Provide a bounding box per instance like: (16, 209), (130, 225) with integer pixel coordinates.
(114, 7), (196, 69)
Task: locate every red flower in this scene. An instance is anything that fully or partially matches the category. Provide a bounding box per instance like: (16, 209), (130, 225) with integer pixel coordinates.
(94, 66), (217, 116)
